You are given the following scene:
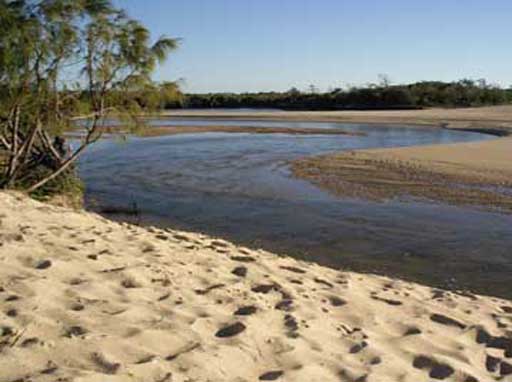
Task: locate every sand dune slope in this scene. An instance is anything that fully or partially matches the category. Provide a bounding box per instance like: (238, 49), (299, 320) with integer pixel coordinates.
(0, 192), (511, 382)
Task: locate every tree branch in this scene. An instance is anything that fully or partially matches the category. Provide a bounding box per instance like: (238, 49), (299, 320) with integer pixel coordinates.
(27, 111), (103, 192)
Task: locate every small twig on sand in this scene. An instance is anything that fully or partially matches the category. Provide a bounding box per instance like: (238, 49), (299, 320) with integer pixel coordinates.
(10, 328), (26, 347)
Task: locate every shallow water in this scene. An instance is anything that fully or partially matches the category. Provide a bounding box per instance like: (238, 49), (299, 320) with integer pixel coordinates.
(77, 119), (512, 298)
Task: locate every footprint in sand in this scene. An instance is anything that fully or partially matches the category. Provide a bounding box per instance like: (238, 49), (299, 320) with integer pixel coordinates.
(1, 326), (14, 337)
(210, 240), (230, 248)
(70, 302), (85, 312)
(314, 277), (333, 288)
(412, 355), (455, 380)
(35, 259), (52, 270)
(195, 283), (225, 295)
(20, 337), (39, 348)
(234, 306), (258, 316)
(284, 314), (299, 338)
(476, 327), (512, 357)
(501, 306), (512, 314)
(91, 352), (121, 375)
(259, 370), (284, 380)
(215, 322), (246, 338)
(6, 308), (17, 317)
(403, 327), (422, 336)
(338, 369), (367, 382)
(500, 361), (512, 376)
(279, 266), (306, 274)
(121, 277), (142, 289)
(349, 341), (368, 354)
(370, 356), (381, 365)
(275, 299), (294, 312)
(158, 292), (171, 301)
(64, 325), (88, 338)
(68, 278), (87, 286)
(232, 266), (248, 277)
(486, 355), (500, 372)
(328, 296), (347, 307)
(371, 295), (403, 306)
(135, 354), (156, 364)
(252, 284), (280, 294)
(431, 290), (446, 300)
(41, 361), (59, 375)
(230, 255), (256, 263)
(430, 313), (466, 329)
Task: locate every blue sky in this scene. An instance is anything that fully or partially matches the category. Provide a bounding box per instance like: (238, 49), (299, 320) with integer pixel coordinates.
(117, 0), (512, 93)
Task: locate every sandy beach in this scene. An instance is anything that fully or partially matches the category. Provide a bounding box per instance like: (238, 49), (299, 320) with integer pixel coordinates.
(1, 191), (512, 382)
(3, 1), (512, 381)
(292, 137), (512, 212)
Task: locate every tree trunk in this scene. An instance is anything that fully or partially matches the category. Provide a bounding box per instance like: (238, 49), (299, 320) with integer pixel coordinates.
(5, 105), (21, 187)
(26, 141), (87, 193)
(5, 120), (41, 185)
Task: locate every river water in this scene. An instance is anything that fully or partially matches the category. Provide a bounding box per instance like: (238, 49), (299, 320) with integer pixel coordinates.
(77, 119), (512, 298)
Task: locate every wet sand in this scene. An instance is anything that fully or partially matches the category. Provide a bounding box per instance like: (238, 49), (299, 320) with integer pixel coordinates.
(131, 125), (362, 137)
(292, 137), (512, 212)
(2, 191), (512, 382)
(161, 105), (512, 134)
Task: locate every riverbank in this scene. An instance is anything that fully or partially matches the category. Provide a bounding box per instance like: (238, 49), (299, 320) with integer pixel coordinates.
(1, 191), (512, 382)
(292, 137), (512, 213)
(161, 106), (512, 212)
(161, 105), (512, 135)
(100, 124), (364, 137)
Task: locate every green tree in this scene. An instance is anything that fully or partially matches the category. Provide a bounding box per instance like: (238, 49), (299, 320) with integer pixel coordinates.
(0, 0), (178, 193)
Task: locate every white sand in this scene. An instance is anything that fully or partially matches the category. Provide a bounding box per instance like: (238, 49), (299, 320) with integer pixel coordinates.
(1, 192), (511, 382)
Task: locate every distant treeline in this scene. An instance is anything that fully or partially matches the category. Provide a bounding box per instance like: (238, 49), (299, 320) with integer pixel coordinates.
(178, 80), (512, 110)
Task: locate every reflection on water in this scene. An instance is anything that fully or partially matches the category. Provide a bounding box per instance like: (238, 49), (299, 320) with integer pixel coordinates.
(77, 120), (512, 298)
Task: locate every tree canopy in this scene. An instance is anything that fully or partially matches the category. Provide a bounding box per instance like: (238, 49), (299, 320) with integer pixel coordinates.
(0, 0), (178, 193)
(183, 80), (512, 110)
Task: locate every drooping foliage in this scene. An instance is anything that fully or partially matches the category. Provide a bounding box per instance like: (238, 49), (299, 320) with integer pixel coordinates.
(0, 0), (179, 194)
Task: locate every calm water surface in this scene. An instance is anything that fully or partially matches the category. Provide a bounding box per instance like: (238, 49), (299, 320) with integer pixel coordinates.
(77, 119), (512, 298)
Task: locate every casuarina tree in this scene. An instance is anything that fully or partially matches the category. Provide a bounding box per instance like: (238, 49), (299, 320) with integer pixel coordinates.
(0, 0), (178, 193)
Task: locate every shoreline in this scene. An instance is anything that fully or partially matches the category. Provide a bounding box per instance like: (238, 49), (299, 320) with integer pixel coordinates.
(91, 204), (512, 300)
(291, 137), (512, 213)
(75, 108), (512, 300)
(154, 105), (512, 213)
(1, 191), (512, 381)
(100, 124), (365, 137)
(159, 105), (512, 135)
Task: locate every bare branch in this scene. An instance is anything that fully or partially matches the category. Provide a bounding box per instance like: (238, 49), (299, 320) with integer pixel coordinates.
(0, 127), (11, 151)
(37, 130), (63, 163)
(27, 144), (85, 193)
(27, 115), (103, 193)
(4, 121), (41, 185)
